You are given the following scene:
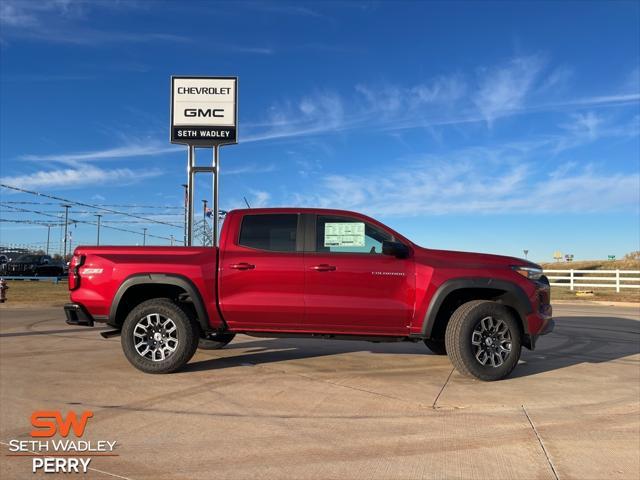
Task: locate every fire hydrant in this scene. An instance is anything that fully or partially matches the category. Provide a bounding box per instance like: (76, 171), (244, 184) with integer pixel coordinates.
(0, 278), (8, 303)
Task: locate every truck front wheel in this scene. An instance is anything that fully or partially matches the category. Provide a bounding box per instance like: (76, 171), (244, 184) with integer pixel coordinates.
(445, 300), (521, 381)
(121, 298), (200, 374)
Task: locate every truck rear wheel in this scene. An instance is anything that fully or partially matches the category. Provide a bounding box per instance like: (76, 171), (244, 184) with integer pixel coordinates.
(121, 298), (199, 374)
(198, 332), (236, 350)
(445, 300), (521, 381)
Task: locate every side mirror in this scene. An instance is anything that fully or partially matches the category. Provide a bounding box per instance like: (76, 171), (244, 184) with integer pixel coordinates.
(382, 241), (410, 259)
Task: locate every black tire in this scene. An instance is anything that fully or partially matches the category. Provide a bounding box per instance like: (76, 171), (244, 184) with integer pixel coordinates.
(121, 298), (200, 374)
(445, 300), (522, 381)
(198, 332), (236, 350)
(424, 339), (447, 355)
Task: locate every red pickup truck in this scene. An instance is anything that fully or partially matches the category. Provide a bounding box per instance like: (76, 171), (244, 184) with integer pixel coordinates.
(64, 208), (553, 381)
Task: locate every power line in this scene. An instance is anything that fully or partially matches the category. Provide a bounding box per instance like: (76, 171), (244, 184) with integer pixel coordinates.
(1, 207), (183, 217)
(0, 184), (182, 228)
(0, 219), (65, 226)
(0, 204), (182, 243)
(0, 200), (185, 210)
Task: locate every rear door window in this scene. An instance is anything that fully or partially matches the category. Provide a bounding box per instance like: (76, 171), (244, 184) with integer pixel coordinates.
(239, 214), (298, 252)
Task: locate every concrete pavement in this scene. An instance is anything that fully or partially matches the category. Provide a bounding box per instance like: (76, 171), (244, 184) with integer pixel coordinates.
(0, 303), (638, 479)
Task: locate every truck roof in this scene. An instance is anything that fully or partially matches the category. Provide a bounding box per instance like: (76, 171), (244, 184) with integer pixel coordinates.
(226, 207), (413, 245)
(228, 207), (369, 216)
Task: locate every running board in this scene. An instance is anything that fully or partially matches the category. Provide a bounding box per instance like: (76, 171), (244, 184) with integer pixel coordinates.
(242, 332), (414, 343)
(100, 330), (121, 339)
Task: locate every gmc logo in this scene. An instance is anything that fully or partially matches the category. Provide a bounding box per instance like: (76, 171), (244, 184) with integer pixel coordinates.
(184, 108), (224, 118)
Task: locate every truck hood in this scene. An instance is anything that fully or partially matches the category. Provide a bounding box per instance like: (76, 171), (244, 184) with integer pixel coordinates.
(413, 246), (540, 270)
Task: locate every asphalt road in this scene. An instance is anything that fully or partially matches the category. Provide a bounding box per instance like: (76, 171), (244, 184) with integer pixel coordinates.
(0, 303), (638, 479)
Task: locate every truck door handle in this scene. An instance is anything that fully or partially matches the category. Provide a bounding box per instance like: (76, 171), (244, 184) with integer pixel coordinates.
(311, 264), (336, 272)
(229, 263), (255, 270)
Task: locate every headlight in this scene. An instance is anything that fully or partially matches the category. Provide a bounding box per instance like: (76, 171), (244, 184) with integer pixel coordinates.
(512, 265), (543, 280)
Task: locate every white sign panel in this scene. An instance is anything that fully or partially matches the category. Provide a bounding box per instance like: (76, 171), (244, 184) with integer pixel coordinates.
(324, 222), (365, 247)
(171, 76), (238, 145)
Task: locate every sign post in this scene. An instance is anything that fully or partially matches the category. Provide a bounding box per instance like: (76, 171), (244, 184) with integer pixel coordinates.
(171, 76), (238, 246)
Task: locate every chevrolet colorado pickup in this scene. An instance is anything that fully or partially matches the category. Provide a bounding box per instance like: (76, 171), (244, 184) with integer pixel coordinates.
(64, 208), (553, 381)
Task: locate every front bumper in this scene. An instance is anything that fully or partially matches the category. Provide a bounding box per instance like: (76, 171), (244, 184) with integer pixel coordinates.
(539, 318), (555, 335)
(64, 303), (94, 327)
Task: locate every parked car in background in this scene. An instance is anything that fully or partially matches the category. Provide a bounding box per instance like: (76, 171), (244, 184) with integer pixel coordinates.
(4, 254), (65, 276)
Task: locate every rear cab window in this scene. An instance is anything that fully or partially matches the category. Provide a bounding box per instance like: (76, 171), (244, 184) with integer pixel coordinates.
(238, 214), (298, 252)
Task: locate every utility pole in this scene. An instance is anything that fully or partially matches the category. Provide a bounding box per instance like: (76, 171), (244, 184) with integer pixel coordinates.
(95, 214), (102, 246)
(170, 234), (174, 246)
(202, 199), (209, 246)
(213, 145), (219, 247)
(45, 224), (51, 256)
(182, 183), (188, 246)
(62, 204), (71, 260)
(143, 228), (147, 246)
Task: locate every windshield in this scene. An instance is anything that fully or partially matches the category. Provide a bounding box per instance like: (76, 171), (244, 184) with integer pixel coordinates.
(15, 255), (40, 263)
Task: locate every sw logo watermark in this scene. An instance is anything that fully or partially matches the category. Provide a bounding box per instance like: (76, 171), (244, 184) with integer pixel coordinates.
(7, 410), (118, 474)
(31, 410), (93, 438)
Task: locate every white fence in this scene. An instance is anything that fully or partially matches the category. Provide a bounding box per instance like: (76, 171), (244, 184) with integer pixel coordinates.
(544, 269), (640, 292)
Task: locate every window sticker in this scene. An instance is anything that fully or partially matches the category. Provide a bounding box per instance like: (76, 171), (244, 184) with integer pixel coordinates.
(324, 222), (365, 247)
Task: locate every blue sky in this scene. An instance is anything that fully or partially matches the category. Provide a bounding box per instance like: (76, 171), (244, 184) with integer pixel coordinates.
(0, 0), (638, 261)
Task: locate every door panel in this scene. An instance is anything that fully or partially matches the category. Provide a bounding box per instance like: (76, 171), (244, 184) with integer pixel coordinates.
(219, 213), (304, 330)
(303, 214), (415, 335)
(304, 253), (414, 334)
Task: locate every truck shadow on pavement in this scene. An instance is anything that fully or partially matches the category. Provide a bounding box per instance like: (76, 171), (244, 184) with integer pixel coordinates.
(183, 316), (640, 378)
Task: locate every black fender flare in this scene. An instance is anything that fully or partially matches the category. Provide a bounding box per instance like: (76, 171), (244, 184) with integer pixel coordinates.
(421, 277), (532, 337)
(109, 273), (211, 333)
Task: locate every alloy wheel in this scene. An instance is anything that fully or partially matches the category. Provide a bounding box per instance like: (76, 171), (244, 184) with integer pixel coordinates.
(132, 313), (178, 362)
(470, 316), (512, 367)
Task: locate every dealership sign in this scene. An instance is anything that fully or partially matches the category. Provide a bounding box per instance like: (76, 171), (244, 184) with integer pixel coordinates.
(171, 76), (238, 145)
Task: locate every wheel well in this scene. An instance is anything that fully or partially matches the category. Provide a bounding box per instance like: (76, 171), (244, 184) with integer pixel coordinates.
(112, 284), (196, 328)
(429, 288), (526, 345)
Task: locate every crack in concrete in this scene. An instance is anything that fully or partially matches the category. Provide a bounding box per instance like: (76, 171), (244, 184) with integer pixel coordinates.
(432, 367), (454, 409)
(522, 405), (560, 480)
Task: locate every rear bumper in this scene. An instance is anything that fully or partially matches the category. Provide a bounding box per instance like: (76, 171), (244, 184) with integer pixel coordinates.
(64, 303), (94, 327)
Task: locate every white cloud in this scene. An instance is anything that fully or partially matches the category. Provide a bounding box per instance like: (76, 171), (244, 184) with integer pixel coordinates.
(1, 166), (162, 190)
(226, 45), (274, 55)
(411, 75), (466, 104)
(624, 66), (640, 93)
(225, 164), (276, 175)
(242, 57), (638, 143)
(355, 75), (466, 115)
(537, 66), (572, 93)
(0, 0), (83, 27)
(243, 92), (346, 143)
(474, 55), (546, 125)
(289, 149), (639, 216)
(249, 190), (271, 207)
(562, 112), (602, 139)
(20, 143), (181, 165)
(0, 1), (190, 45)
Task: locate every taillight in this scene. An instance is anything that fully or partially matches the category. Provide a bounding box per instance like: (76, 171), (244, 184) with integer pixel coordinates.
(68, 254), (85, 290)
